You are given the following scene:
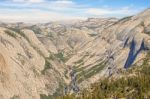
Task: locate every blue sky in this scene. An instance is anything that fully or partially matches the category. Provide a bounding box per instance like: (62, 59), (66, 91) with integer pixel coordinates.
(0, 0), (149, 23)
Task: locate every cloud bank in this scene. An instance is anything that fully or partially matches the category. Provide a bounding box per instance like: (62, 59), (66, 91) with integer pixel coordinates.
(0, 0), (145, 23)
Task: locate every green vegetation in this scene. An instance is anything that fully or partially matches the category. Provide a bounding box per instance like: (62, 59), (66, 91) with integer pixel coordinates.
(64, 69), (69, 79)
(8, 27), (25, 37)
(74, 55), (89, 68)
(88, 33), (97, 37)
(40, 82), (65, 99)
(47, 54), (55, 60)
(5, 30), (17, 38)
(56, 51), (150, 99)
(10, 95), (20, 99)
(74, 59), (83, 64)
(48, 32), (53, 37)
(8, 27), (30, 42)
(40, 94), (52, 99)
(145, 31), (150, 35)
(77, 62), (106, 83)
(74, 66), (87, 73)
(73, 57), (86, 70)
(32, 45), (45, 57)
(54, 52), (68, 62)
(41, 59), (52, 75)
(7, 27), (46, 57)
(32, 28), (42, 34)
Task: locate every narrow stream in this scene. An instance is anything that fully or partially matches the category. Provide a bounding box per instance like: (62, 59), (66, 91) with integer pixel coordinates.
(64, 67), (79, 94)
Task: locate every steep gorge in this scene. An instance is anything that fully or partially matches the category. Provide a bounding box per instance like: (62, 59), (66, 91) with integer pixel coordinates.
(0, 8), (150, 99)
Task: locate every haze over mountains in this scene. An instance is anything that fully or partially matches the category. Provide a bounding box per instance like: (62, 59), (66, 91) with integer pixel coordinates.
(0, 8), (150, 99)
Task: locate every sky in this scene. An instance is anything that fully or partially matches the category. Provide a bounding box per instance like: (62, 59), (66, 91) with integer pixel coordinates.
(0, 0), (149, 23)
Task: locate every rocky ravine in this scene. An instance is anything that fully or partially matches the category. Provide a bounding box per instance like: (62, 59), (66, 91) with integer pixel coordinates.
(0, 9), (150, 99)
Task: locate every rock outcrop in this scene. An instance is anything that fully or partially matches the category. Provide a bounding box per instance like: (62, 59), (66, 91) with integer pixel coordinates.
(0, 8), (150, 99)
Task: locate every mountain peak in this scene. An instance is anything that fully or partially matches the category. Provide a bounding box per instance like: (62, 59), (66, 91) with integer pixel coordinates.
(134, 8), (150, 18)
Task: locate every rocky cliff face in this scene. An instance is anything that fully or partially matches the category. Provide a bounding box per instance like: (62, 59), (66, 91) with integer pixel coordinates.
(0, 27), (67, 99)
(0, 9), (150, 99)
(65, 8), (150, 88)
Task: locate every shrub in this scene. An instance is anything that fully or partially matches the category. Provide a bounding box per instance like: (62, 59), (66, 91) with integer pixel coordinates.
(7, 27), (30, 42)
(55, 52), (67, 62)
(41, 60), (52, 75)
(5, 30), (17, 38)
(56, 51), (150, 99)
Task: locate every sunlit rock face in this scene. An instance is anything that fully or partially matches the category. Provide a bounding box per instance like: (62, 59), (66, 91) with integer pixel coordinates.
(0, 9), (150, 99)
(66, 8), (150, 87)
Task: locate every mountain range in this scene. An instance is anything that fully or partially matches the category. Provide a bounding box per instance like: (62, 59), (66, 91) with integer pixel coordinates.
(0, 8), (150, 99)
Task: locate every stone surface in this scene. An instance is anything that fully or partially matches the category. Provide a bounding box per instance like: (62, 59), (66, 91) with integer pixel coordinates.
(0, 9), (150, 99)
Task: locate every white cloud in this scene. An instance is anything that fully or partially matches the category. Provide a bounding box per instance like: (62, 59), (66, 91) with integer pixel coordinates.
(52, 1), (74, 5)
(12, 0), (44, 3)
(0, 1), (144, 23)
(44, 0), (80, 10)
(85, 7), (139, 18)
(0, 9), (86, 23)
